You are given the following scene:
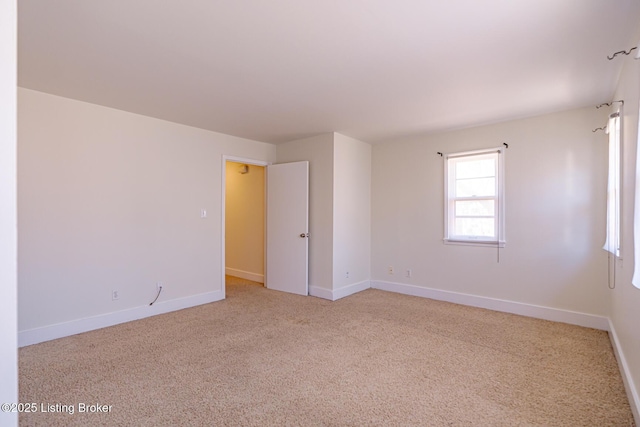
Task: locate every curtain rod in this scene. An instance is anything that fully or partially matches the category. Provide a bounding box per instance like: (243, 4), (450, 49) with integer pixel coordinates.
(437, 143), (508, 157)
(592, 102), (623, 132)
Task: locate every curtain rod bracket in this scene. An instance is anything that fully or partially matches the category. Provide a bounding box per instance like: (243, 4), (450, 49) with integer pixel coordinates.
(596, 100), (624, 109)
(607, 46), (638, 60)
(437, 152), (443, 157)
(502, 143), (509, 149)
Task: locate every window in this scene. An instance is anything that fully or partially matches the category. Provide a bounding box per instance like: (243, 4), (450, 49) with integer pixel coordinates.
(444, 148), (505, 247)
(603, 111), (621, 257)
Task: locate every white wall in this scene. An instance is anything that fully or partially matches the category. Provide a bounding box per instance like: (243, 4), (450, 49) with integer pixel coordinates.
(333, 134), (371, 289)
(372, 107), (610, 316)
(18, 88), (276, 340)
(609, 28), (640, 419)
(276, 134), (335, 291)
(225, 161), (265, 282)
(276, 132), (372, 297)
(0, 0), (18, 425)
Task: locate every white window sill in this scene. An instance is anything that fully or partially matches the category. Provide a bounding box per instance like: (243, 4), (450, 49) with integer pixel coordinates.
(444, 239), (505, 248)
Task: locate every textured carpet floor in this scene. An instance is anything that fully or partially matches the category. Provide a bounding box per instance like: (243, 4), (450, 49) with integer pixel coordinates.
(19, 277), (634, 426)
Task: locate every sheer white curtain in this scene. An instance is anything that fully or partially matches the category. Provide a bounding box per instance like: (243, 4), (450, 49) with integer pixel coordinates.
(604, 111), (621, 257)
(633, 103), (640, 288)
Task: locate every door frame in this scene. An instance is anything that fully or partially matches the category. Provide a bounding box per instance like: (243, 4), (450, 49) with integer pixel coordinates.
(221, 155), (270, 298)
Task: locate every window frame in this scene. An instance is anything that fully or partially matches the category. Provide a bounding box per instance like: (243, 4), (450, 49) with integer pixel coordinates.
(443, 147), (506, 248)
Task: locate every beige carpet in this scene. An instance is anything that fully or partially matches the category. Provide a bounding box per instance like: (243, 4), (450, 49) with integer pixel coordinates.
(19, 277), (634, 426)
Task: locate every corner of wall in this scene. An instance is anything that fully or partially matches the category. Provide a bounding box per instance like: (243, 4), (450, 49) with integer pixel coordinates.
(310, 281), (371, 301)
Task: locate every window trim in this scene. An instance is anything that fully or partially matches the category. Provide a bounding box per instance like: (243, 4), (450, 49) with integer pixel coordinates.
(443, 147), (506, 248)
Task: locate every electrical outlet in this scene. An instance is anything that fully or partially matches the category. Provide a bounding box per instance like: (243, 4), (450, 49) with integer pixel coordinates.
(345, 271), (350, 279)
(388, 266), (394, 275)
(112, 290), (120, 300)
(406, 269), (412, 278)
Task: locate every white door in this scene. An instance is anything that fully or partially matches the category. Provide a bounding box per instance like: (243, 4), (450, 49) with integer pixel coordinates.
(266, 161), (309, 295)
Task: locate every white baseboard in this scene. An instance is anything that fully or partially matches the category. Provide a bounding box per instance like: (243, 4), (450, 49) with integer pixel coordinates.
(309, 286), (334, 300)
(19, 290), (224, 347)
(371, 280), (609, 330)
(608, 320), (640, 424)
(225, 267), (264, 283)
(310, 280), (371, 301)
(333, 280), (371, 301)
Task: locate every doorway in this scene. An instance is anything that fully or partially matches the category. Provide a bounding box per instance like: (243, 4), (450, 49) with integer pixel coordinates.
(224, 160), (266, 291)
(222, 156), (310, 297)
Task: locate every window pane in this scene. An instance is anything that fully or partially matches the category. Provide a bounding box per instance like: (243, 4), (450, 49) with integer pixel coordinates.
(456, 158), (495, 179)
(454, 218), (495, 237)
(455, 200), (495, 216)
(456, 178), (495, 197)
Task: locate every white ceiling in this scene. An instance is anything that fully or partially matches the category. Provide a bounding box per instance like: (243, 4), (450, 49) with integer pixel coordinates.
(18, 1), (640, 144)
